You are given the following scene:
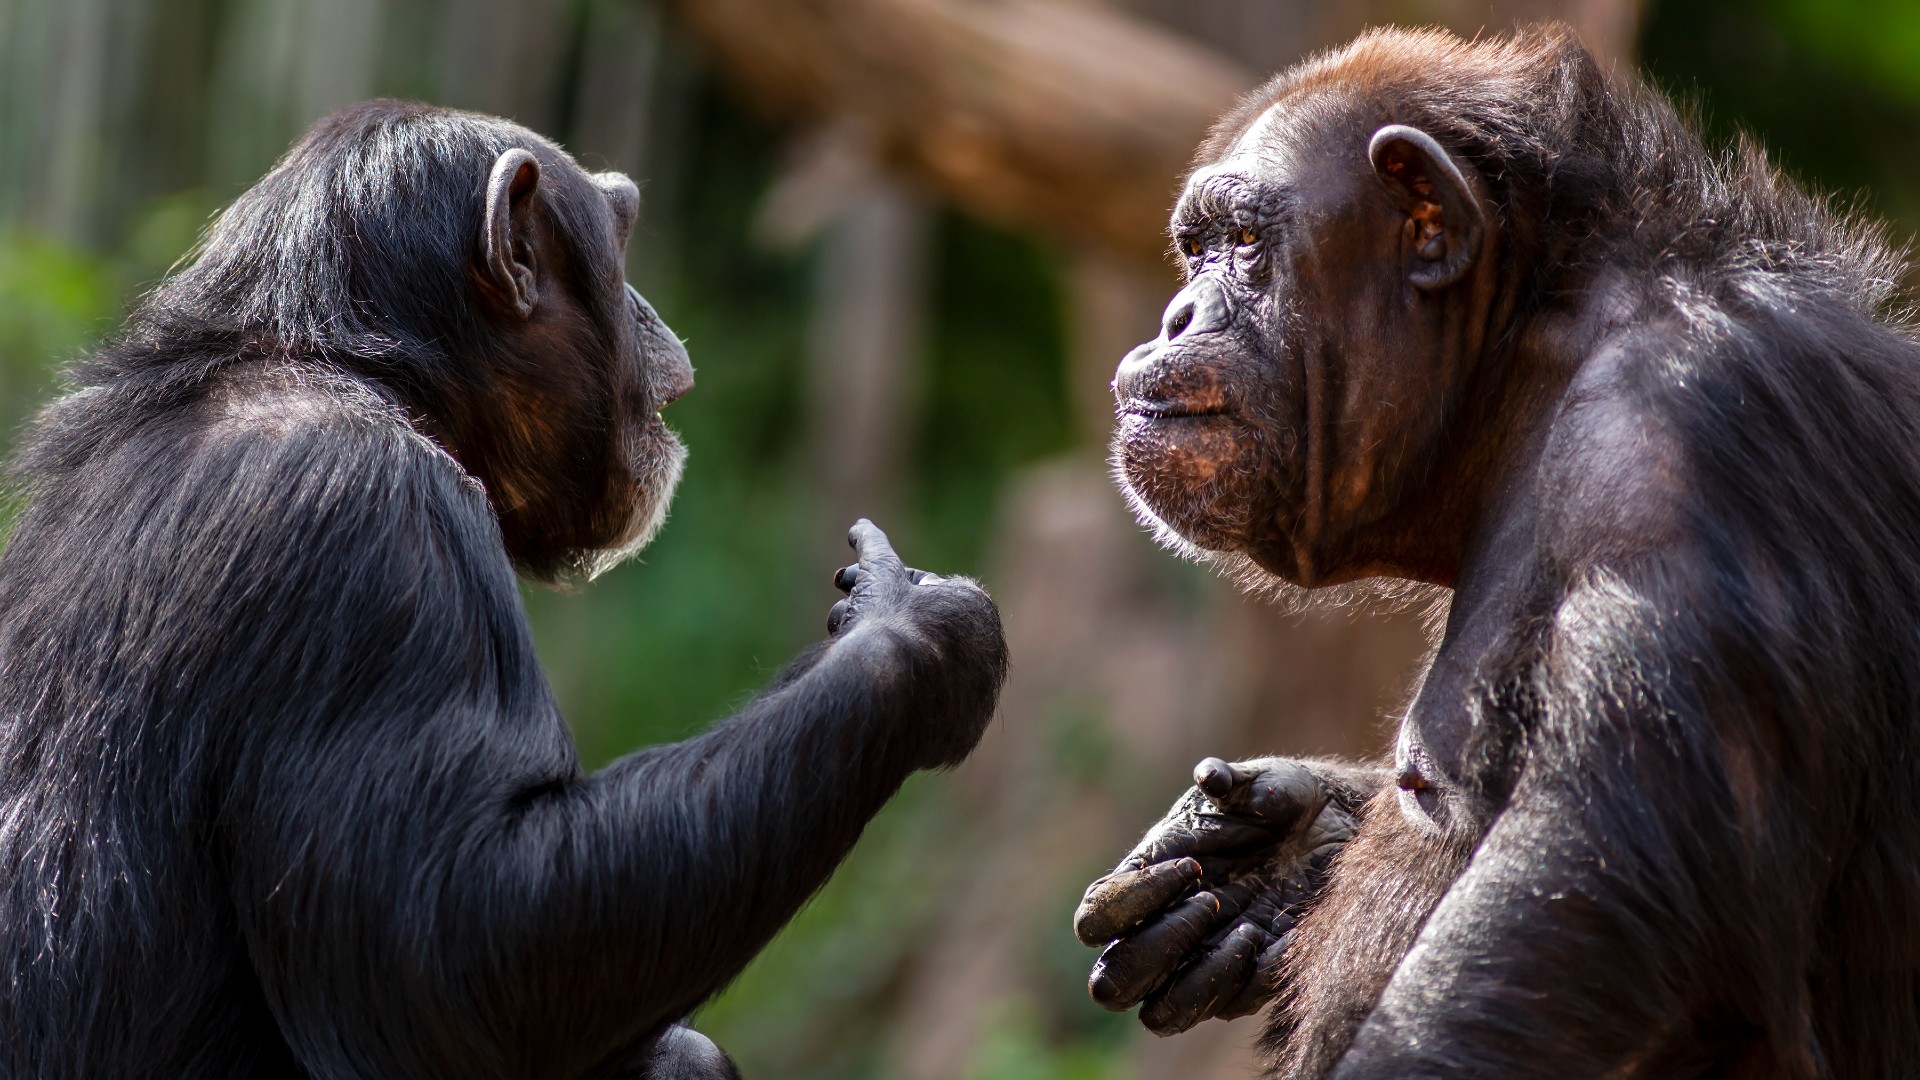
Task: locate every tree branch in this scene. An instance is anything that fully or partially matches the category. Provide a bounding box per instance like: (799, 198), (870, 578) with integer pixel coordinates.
(659, 0), (1255, 268)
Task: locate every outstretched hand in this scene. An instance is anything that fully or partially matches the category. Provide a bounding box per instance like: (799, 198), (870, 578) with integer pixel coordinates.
(827, 518), (951, 636)
(1075, 757), (1355, 1034)
(820, 518), (1007, 772)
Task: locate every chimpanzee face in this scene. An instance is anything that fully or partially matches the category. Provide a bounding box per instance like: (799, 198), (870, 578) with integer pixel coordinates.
(576, 168), (693, 579)
(1111, 97), (1493, 591)
(471, 143), (695, 582)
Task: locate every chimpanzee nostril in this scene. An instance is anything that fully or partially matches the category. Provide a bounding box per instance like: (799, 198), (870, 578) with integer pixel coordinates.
(1165, 299), (1195, 339)
(1159, 277), (1229, 342)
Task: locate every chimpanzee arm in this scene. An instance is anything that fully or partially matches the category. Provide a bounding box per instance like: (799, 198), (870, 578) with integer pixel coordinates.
(1330, 565), (1799, 1078)
(212, 415), (1005, 1077)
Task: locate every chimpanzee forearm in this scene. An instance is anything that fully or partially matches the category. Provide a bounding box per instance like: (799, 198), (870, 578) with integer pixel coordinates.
(546, 611), (1003, 1025)
(225, 459), (1003, 1076)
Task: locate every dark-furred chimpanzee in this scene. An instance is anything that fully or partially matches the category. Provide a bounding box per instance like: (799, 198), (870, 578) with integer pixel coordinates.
(1075, 25), (1920, 1078)
(0, 102), (1007, 1079)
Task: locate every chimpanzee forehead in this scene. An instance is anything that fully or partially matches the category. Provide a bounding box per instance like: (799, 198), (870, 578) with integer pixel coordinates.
(1225, 99), (1296, 160)
(1183, 93), (1376, 223)
(1178, 125), (1308, 226)
(1176, 165), (1292, 225)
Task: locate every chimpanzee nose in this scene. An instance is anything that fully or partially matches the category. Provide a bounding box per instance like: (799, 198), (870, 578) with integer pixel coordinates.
(1159, 276), (1230, 341)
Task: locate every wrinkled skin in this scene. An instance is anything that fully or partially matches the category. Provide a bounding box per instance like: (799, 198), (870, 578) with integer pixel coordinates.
(1093, 67), (1511, 1041)
(1110, 99), (1502, 590)
(1075, 758), (1354, 1034)
(1083, 25), (1920, 1080)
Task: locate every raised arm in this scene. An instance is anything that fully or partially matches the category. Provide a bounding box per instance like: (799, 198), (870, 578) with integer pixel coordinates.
(218, 427), (1005, 1077)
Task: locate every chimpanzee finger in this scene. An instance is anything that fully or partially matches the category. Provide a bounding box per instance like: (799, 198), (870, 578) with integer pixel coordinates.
(1192, 757), (1240, 800)
(833, 564), (861, 593)
(1216, 932), (1289, 1020)
(826, 599), (851, 635)
(1203, 875), (1261, 921)
(1193, 853), (1273, 884)
(1088, 890), (1225, 1010)
(1075, 857), (1201, 946)
(1138, 921), (1265, 1035)
(1191, 757), (1327, 835)
(847, 518), (906, 575)
(1131, 817), (1279, 865)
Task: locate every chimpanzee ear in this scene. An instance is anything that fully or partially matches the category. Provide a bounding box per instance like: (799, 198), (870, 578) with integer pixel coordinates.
(482, 149), (542, 320)
(1368, 125), (1485, 291)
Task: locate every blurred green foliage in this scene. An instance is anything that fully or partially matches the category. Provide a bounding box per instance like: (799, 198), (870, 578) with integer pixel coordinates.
(1643, 0), (1920, 224)
(0, 189), (216, 428)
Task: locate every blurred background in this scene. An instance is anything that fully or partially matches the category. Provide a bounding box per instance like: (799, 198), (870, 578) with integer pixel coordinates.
(3, 0), (1919, 1075)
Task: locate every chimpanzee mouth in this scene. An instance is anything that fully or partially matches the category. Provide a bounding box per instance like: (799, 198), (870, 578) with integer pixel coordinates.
(1120, 400), (1231, 420)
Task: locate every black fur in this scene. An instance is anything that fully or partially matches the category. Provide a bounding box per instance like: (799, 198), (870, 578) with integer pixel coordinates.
(1087, 26), (1920, 1077)
(0, 102), (1007, 1079)
(1252, 29), (1920, 1077)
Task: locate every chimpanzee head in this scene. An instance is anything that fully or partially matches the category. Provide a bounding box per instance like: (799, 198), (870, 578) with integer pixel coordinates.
(1112, 31), (1551, 595)
(162, 100), (692, 582)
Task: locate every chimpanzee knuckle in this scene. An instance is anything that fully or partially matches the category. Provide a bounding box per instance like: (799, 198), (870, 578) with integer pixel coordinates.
(1199, 817), (1292, 858)
(1137, 987), (1197, 1035)
(1217, 935), (1287, 1019)
(1089, 896), (1212, 1011)
(1131, 823), (1202, 866)
(649, 1026), (739, 1080)
(917, 575), (997, 623)
(1141, 920), (1265, 1034)
(892, 581), (1003, 652)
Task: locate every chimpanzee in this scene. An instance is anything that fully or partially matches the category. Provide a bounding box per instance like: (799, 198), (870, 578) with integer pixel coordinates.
(0, 101), (1007, 1079)
(1076, 25), (1920, 1078)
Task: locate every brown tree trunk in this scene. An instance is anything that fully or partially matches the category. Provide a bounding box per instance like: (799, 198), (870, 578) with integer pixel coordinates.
(661, 0), (1644, 271)
(659, 0), (1253, 267)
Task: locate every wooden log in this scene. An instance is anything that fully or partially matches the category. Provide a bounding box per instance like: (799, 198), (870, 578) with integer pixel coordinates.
(660, 0), (1255, 267)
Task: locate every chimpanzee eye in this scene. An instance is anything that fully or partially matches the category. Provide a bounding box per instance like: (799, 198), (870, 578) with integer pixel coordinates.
(1183, 237), (1204, 257)
(1238, 227), (1258, 247)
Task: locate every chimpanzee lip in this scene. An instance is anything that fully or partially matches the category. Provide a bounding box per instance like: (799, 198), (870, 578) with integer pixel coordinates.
(1121, 400), (1231, 420)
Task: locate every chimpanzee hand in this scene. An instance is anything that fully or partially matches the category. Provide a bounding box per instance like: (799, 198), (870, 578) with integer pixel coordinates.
(1074, 756), (1356, 1035)
(826, 518), (952, 636)
(826, 518), (1007, 770)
